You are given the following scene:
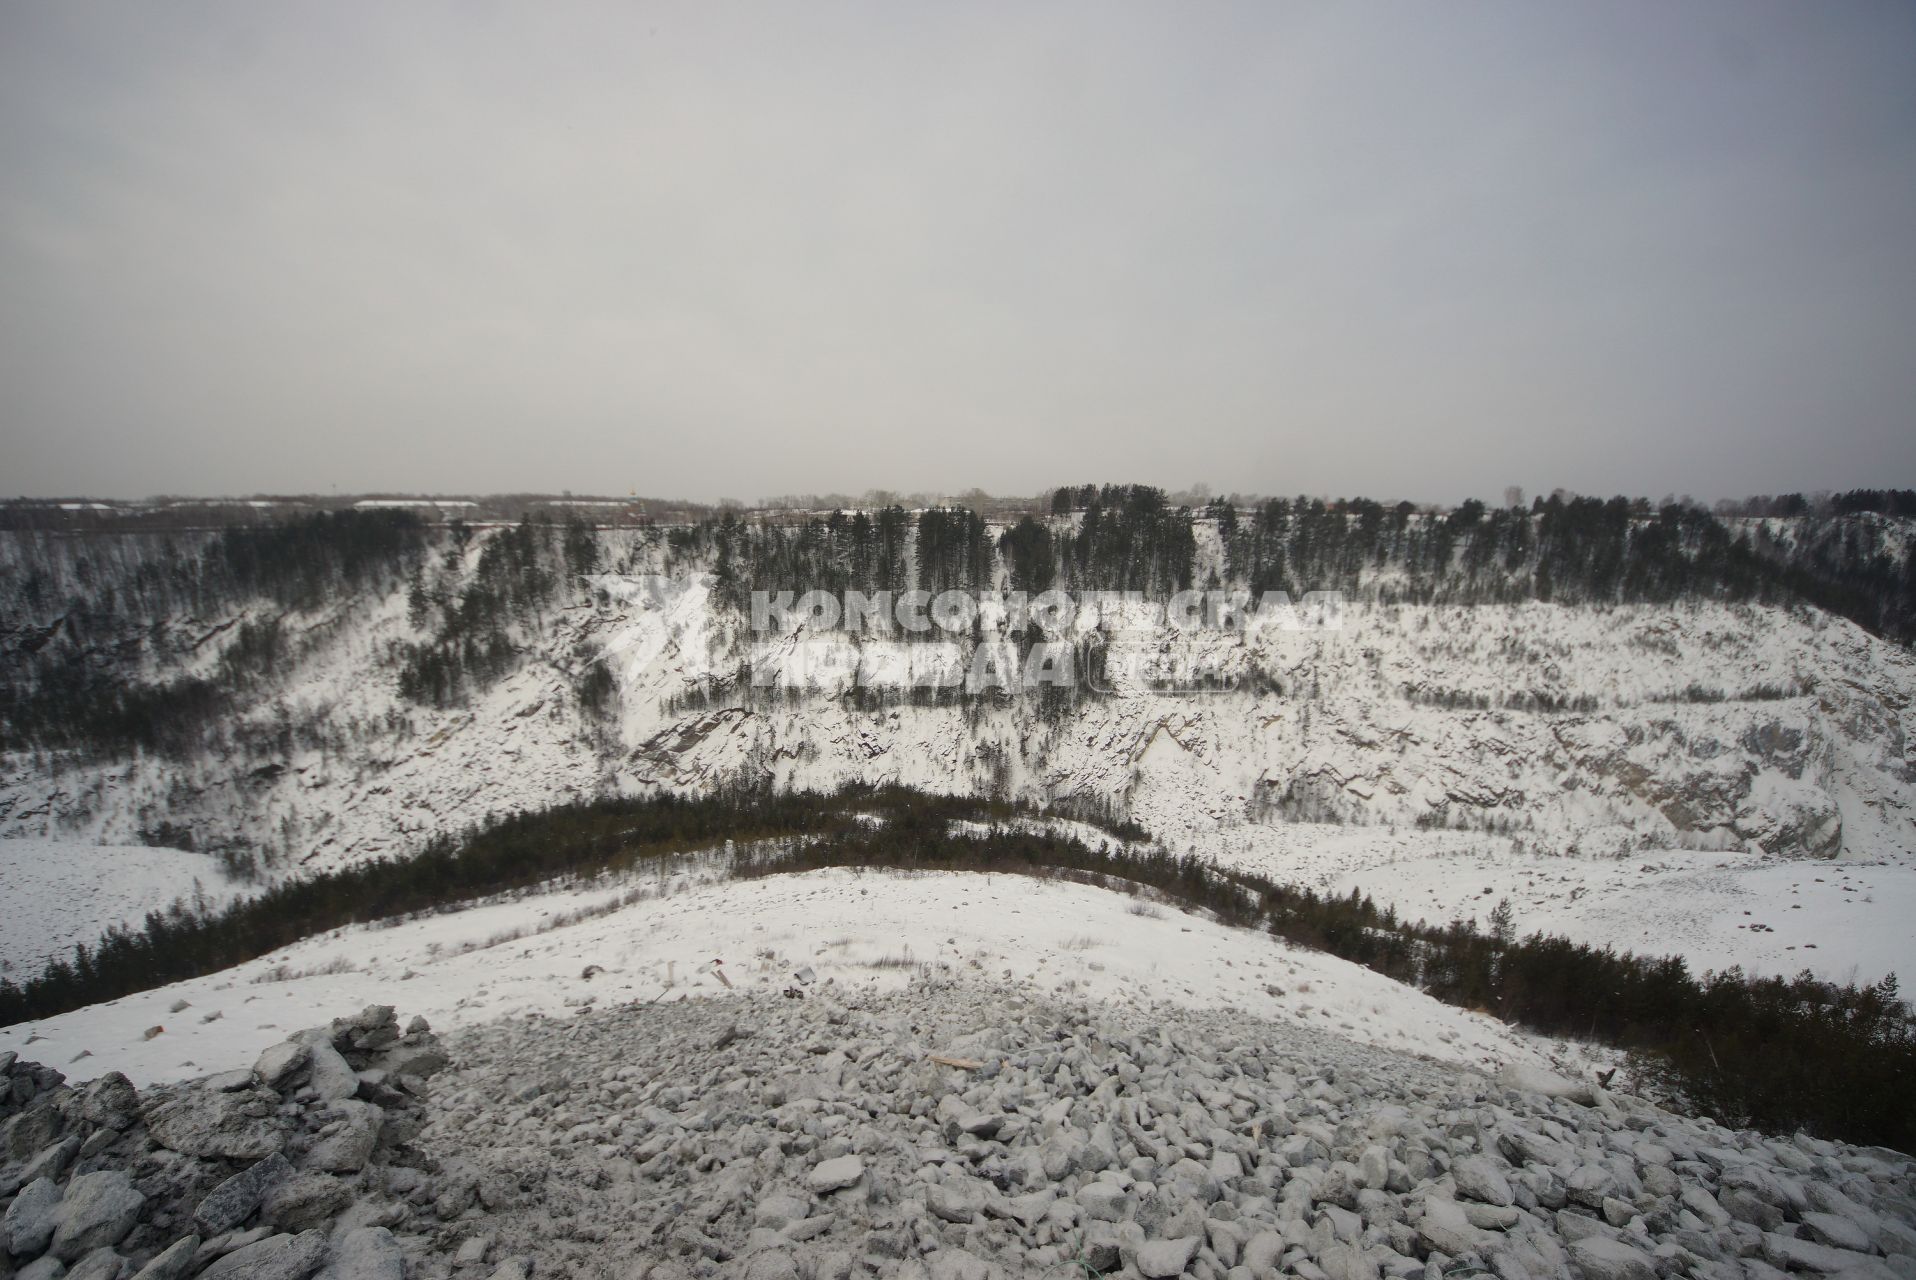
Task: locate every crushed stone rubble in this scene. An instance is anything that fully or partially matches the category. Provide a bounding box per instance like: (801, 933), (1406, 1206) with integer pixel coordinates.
(1, 982), (1912, 1280)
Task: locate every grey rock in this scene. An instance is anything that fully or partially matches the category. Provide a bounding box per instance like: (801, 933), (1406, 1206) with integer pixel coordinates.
(303, 1103), (381, 1174)
(259, 1172), (352, 1232)
(1320, 1242), (1381, 1280)
(1555, 1209), (1619, 1245)
(254, 1042), (310, 1089)
(807, 1155), (864, 1193)
(314, 1226), (405, 1280)
(452, 1236), (492, 1265)
(1461, 1201), (1520, 1231)
(9, 1136), (81, 1195)
(1679, 1186), (1731, 1228)
(1565, 1163), (1618, 1209)
(144, 1090), (285, 1160)
(5, 1105), (65, 1164)
(1599, 1196), (1636, 1227)
(1135, 1235), (1202, 1278)
(1760, 1231), (1877, 1274)
(5, 1175), (63, 1256)
(1567, 1235), (1659, 1280)
(1499, 1128), (1573, 1169)
(927, 1176), (990, 1223)
(49, 1171), (144, 1262)
(1077, 1181), (1130, 1222)
(1241, 1230), (1285, 1273)
(194, 1151), (294, 1235)
(305, 1043), (360, 1103)
(1420, 1197), (1492, 1257)
(127, 1236), (200, 1280)
(76, 1075), (139, 1131)
(64, 1249), (127, 1280)
(1640, 1164), (1680, 1198)
(1799, 1211), (1875, 1253)
(753, 1195), (810, 1230)
(375, 1045), (449, 1079)
(1079, 1222), (1123, 1273)
(1721, 1187), (1784, 1231)
(18, 1257), (68, 1280)
(201, 1070), (257, 1093)
(1452, 1156), (1513, 1206)
(740, 1253), (800, 1280)
(196, 1230), (328, 1280)
(1317, 1163), (1360, 1211)
(926, 1249), (989, 1280)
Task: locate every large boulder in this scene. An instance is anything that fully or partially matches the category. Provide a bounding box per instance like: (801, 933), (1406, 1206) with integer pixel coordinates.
(302, 1101), (382, 1174)
(1135, 1236), (1202, 1279)
(254, 1041), (311, 1090)
(1453, 1155), (1514, 1206)
(196, 1230), (329, 1280)
(807, 1155), (864, 1193)
(144, 1089), (286, 1160)
(260, 1172), (353, 1233)
(4, 1175), (63, 1255)
(194, 1151), (294, 1236)
(128, 1234), (201, 1280)
(48, 1170), (144, 1261)
(74, 1073), (140, 1131)
(303, 1040), (360, 1103)
(1567, 1236), (1659, 1280)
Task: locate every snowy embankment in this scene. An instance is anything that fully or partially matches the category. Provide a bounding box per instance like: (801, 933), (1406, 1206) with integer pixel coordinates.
(0, 867), (1608, 1089)
(1184, 825), (1916, 989)
(0, 837), (249, 975)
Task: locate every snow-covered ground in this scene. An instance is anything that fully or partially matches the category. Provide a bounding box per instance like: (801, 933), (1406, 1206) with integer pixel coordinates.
(3, 520), (1914, 1104)
(0, 837), (248, 975)
(0, 866), (1611, 1088)
(1188, 823), (1915, 988)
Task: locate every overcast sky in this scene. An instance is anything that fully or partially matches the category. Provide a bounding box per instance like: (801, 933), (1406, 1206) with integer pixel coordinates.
(2, 3), (1912, 505)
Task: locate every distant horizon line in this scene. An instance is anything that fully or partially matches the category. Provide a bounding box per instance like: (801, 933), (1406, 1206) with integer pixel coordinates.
(7, 483), (1910, 515)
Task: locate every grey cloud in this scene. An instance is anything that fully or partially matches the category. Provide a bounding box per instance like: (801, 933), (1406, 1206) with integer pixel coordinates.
(2, 2), (1912, 502)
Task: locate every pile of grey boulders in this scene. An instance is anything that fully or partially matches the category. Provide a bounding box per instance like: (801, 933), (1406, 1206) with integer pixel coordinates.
(413, 981), (1912, 1280)
(6, 982), (1914, 1280)
(1, 1004), (447, 1280)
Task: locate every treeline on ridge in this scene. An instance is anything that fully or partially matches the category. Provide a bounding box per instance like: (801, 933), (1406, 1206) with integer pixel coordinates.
(1, 785), (1908, 1152)
(0, 510), (427, 755)
(5, 486), (1915, 759)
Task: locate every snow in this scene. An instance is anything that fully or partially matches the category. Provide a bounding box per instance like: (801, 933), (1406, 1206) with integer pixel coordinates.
(3, 521), (1915, 1087)
(6, 524), (1913, 875)
(0, 866), (1609, 1088)
(0, 838), (248, 975)
(1187, 824), (1916, 987)
(351, 499), (478, 508)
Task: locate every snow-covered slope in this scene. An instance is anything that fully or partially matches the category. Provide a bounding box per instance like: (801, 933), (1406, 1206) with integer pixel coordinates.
(0, 864), (1607, 1088)
(0, 837), (248, 975)
(1191, 825), (1914, 988)
(4, 545), (1911, 867)
(2, 522), (1914, 994)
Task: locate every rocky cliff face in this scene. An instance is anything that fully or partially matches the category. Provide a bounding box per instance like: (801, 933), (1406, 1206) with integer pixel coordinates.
(2, 526), (1912, 873)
